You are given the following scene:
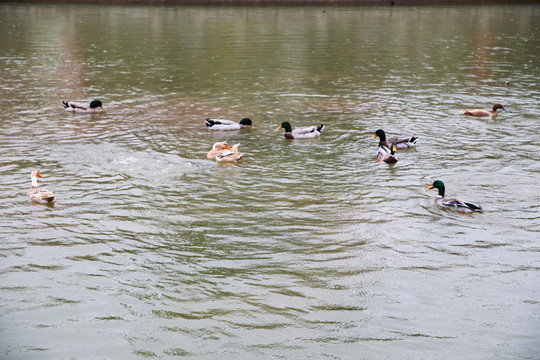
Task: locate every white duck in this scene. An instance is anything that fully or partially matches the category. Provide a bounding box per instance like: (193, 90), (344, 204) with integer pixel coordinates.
(207, 142), (244, 162)
(28, 169), (55, 203)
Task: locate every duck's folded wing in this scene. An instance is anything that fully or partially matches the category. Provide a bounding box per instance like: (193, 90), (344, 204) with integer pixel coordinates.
(442, 198), (462, 206)
(206, 118), (236, 125)
(65, 101), (89, 110)
(216, 150), (235, 161)
(205, 118), (241, 130)
(464, 109), (489, 116)
(442, 199), (482, 210)
(292, 126), (318, 136)
(388, 136), (417, 144)
(376, 146), (391, 160)
(29, 188), (55, 202)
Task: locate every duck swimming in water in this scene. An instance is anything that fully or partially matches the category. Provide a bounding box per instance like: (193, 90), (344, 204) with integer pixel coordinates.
(277, 122), (325, 139)
(207, 142), (244, 162)
(28, 169), (55, 203)
(62, 100), (104, 113)
(428, 180), (483, 214)
(205, 117), (253, 131)
(376, 141), (398, 163)
(463, 103), (505, 117)
(372, 129), (418, 150)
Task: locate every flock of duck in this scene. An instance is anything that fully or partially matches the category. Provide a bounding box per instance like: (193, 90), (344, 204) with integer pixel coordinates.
(27, 99), (507, 215)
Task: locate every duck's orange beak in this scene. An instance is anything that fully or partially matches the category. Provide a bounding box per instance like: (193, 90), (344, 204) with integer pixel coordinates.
(37, 171), (43, 178)
(277, 125), (283, 130)
(427, 185), (434, 190)
(371, 134), (377, 140)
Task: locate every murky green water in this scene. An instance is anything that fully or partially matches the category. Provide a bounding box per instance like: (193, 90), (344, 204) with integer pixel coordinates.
(1, 3), (539, 359)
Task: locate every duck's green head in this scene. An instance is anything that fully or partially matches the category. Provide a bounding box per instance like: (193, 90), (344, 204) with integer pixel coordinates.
(90, 100), (103, 109)
(277, 121), (292, 133)
(428, 180), (445, 197)
(240, 118), (253, 127)
(372, 129), (386, 141)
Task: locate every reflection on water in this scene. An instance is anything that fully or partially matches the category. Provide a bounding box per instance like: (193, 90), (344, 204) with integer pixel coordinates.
(1, 3), (539, 359)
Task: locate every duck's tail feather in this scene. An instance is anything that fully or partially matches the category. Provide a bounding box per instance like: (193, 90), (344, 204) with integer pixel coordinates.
(410, 136), (419, 144)
(317, 124), (325, 133)
(62, 101), (70, 109)
(464, 202), (483, 211)
(205, 118), (216, 127)
(383, 156), (398, 164)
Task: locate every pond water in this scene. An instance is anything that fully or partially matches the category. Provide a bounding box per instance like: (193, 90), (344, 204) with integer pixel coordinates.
(1, 3), (539, 359)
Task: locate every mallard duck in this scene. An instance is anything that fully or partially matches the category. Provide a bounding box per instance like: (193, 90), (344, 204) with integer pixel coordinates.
(62, 100), (103, 113)
(277, 122), (325, 139)
(205, 117), (252, 131)
(463, 103), (505, 117)
(372, 129), (418, 149)
(27, 169), (55, 203)
(427, 180), (483, 214)
(376, 141), (398, 163)
(207, 142), (243, 162)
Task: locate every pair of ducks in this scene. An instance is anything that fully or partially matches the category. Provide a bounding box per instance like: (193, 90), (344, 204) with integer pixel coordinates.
(427, 103), (501, 213)
(205, 118), (252, 162)
(62, 100), (505, 119)
(63, 100), (505, 119)
(27, 168), (482, 214)
(373, 129), (418, 164)
(205, 117), (325, 139)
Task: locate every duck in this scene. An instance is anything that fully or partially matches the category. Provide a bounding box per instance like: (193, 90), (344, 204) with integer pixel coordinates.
(218, 143), (244, 162)
(463, 103), (505, 117)
(205, 117), (253, 131)
(427, 180), (483, 214)
(207, 142), (244, 162)
(62, 100), (104, 113)
(372, 129), (418, 149)
(277, 122), (325, 139)
(376, 141), (398, 163)
(27, 169), (55, 203)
